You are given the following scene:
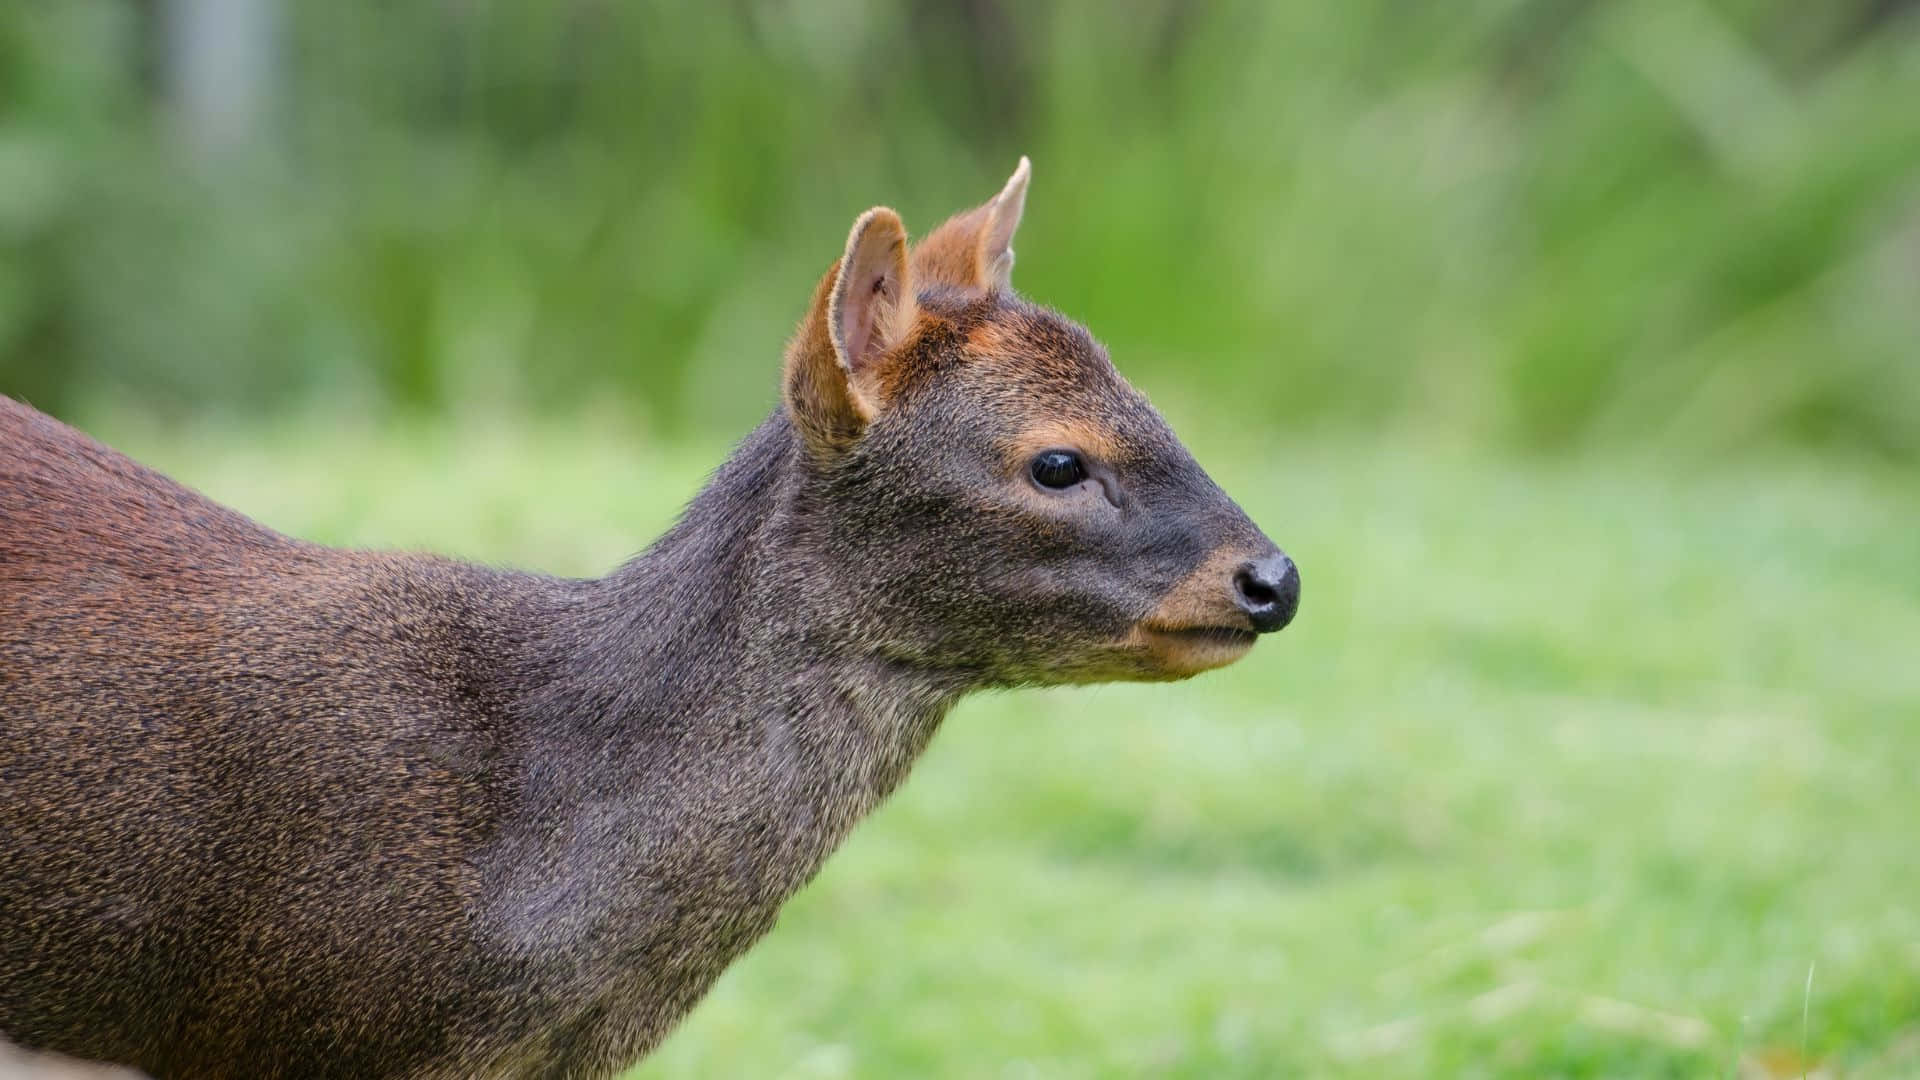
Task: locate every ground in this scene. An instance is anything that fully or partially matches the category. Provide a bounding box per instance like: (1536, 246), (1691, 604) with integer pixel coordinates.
(110, 415), (1920, 1079)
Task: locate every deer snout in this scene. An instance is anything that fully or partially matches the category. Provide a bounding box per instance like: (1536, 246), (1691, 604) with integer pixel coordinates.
(1233, 550), (1300, 633)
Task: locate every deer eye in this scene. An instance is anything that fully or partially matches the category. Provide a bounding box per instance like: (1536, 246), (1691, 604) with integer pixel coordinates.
(1029, 450), (1087, 490)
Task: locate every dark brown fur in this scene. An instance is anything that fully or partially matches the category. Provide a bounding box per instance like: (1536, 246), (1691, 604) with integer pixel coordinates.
(0, 164), (1295, 1079)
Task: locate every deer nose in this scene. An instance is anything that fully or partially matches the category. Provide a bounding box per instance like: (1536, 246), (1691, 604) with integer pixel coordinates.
(1233, 551), (1300, 633)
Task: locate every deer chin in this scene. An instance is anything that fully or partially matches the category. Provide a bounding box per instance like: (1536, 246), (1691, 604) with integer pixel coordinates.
(1121, 621), (1259, 680)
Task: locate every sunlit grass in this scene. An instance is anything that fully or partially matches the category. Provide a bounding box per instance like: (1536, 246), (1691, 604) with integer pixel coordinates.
(103, 417), (1920, 1079)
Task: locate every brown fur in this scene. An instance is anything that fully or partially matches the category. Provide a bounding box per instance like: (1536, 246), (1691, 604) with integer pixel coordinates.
(913, 156), (1028, 295)
(0, 161), (1295, 1078)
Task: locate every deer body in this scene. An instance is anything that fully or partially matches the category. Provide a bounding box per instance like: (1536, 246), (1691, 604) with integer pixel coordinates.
(0, 161), (1298, 1079)
(1, 408), (954, 1077)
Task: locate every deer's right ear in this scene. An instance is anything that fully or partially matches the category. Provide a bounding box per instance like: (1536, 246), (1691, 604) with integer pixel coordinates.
(911, 156), (1029, 294)
(783, 207), (918, 453)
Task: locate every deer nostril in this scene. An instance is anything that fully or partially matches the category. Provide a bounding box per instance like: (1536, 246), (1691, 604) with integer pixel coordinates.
(1234, 553), (1300, 633)
(1235, 568), (1278, 608)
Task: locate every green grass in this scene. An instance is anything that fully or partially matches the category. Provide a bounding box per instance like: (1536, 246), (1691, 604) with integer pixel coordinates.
(105, 415), (1920, 1078)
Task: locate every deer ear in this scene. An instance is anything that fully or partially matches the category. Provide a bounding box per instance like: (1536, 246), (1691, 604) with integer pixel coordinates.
(828, 207), (917, 388)
(912, 156), (1030, 294)
(783, 207), (918, 452)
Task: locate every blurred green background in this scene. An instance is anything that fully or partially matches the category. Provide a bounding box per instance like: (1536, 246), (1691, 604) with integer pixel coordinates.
(5, 1), (1920, 1077)
(6, 0), (1919, 454)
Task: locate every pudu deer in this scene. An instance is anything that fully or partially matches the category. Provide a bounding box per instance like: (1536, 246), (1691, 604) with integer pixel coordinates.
(0, 159), (1299, 1079)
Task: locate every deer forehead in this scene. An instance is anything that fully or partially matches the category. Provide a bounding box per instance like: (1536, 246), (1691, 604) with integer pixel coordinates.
(947, 310), (1173, 465)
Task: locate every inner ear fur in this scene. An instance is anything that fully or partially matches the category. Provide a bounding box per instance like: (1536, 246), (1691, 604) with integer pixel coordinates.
(911, 155), (1030, 294)
(828, 207), (917, 389)
(783, 207), (918, 454)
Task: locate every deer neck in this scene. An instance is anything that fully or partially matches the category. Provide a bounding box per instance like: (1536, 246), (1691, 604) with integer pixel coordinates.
(504, 412), (968, 903)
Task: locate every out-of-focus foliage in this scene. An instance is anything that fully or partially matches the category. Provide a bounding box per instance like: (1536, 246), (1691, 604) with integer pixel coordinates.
(3, 0), (1918, 454)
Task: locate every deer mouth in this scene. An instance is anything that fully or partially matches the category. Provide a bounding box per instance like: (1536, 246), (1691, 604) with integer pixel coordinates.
(1125, 622), (1259, 678)
(1145, 625), (1257, 647)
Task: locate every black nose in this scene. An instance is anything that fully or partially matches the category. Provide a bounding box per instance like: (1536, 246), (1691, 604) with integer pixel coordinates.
(1233, 552), (1300, 633)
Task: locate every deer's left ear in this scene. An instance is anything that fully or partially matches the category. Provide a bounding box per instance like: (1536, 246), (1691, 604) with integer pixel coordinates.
(912, 156), (1030, 294)
(783, 207), (919, 454)
(828, 207), (918, 398)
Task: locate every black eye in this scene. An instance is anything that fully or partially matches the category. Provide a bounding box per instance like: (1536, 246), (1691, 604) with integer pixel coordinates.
(1029, 450), (1087, 490)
